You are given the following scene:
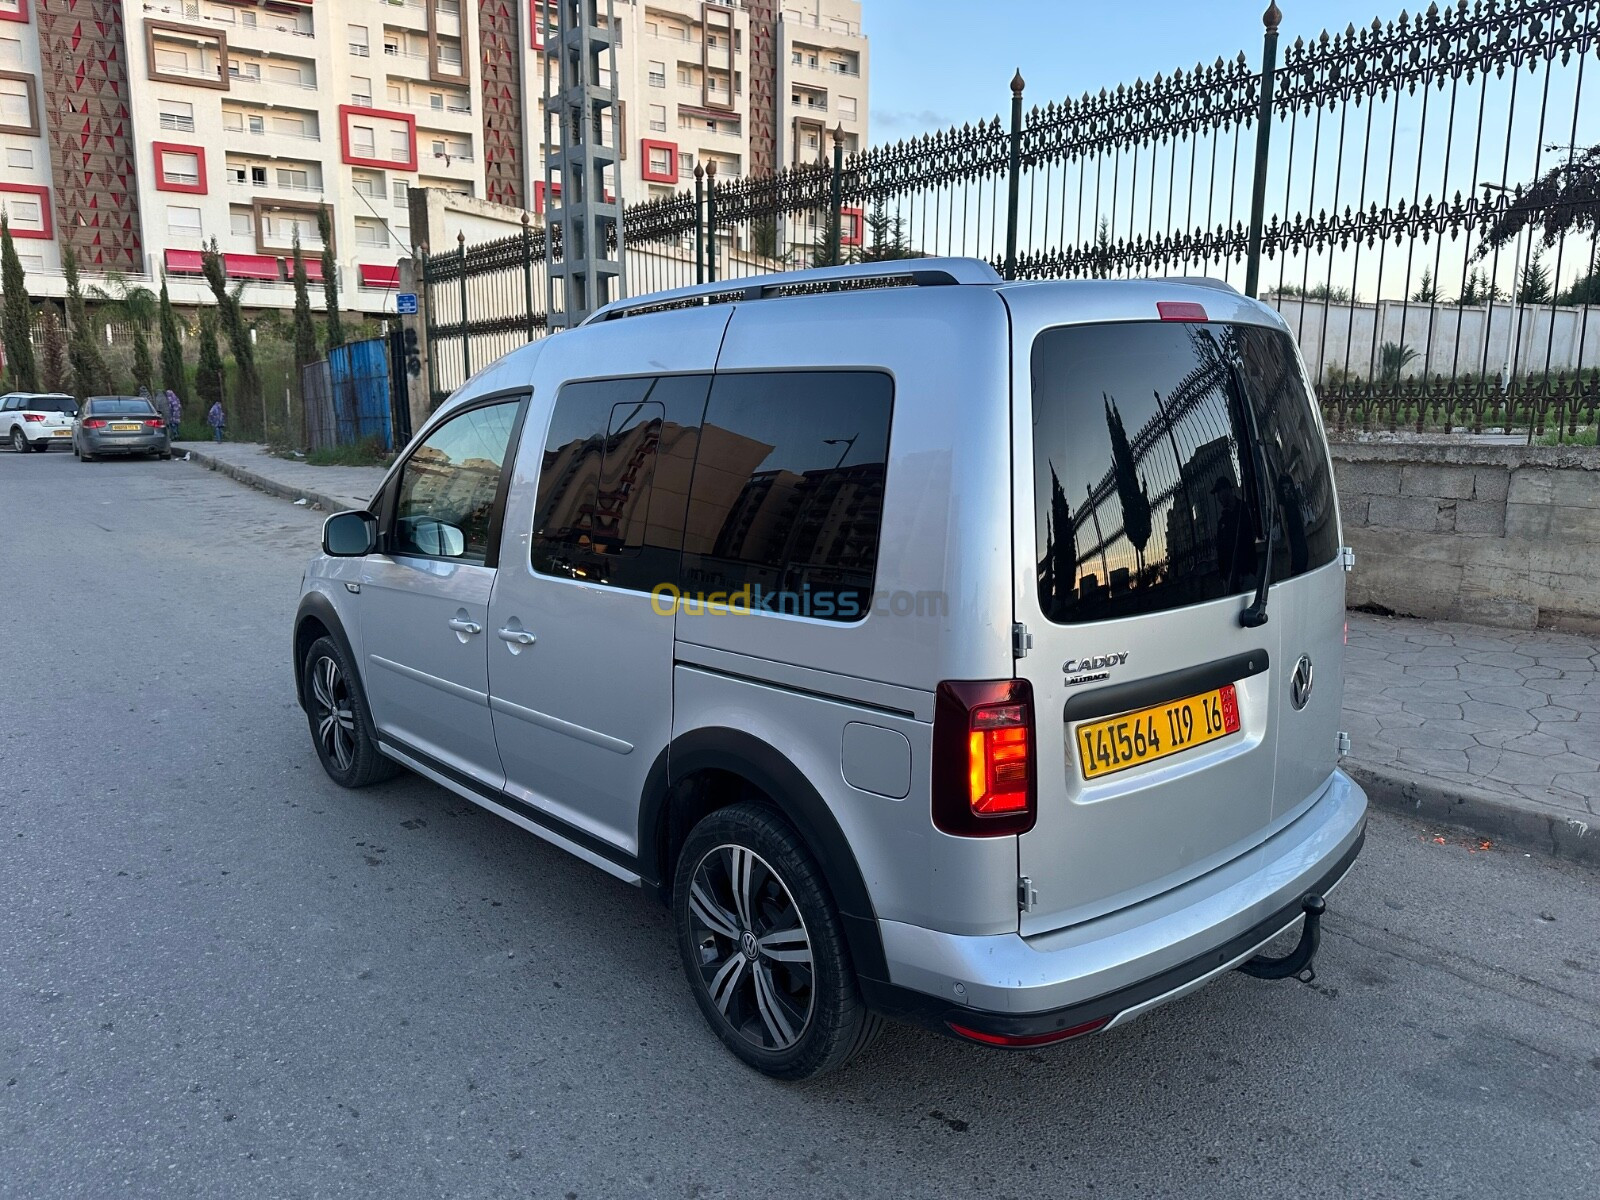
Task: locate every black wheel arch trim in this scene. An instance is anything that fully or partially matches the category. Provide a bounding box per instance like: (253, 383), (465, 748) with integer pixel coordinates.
(638, 726), (889, 984)
(293, 592), (375, 742)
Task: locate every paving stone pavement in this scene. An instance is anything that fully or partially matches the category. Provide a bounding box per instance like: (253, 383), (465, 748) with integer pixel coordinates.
(173, 442), (1600, 859)
(1344, 613), (1600, 833)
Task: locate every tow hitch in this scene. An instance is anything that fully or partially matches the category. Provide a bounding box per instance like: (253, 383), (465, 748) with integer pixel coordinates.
(1237, 895), (1325, 983)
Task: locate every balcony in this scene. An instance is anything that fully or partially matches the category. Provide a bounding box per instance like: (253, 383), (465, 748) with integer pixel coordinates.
(158, 113), (196, 133)
(227, 176), (324, 196)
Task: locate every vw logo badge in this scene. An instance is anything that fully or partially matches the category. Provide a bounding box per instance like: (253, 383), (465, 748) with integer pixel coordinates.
(1290, 654), (1314, 711)
(740, 930), (759, 960)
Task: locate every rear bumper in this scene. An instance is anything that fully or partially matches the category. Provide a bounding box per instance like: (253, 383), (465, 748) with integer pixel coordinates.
(862, 769), (1367, 1040)
(83, 434), (168, 453)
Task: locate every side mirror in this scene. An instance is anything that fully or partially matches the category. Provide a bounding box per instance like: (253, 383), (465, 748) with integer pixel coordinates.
(323, 510), (379, 557)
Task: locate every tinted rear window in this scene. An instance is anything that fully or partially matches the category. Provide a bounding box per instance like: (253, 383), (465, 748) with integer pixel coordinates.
(25, 396), (76, 413)
(1032, 321), (1338, 625)
(88, 399), (158, 415)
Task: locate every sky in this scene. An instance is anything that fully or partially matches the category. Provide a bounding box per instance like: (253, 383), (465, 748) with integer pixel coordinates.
(862, 0), (1398, 140)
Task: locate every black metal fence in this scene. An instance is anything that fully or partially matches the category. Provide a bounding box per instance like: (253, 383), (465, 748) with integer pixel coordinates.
(425, 0), (1600, 439)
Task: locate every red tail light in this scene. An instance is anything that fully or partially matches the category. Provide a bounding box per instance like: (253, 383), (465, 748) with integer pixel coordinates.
(22, 413), (44, 422)
(143, 418), (163, 428)
(933, 679), (1036, 837)
(83, 418), (107, 429)
(1157, 301), (1208, 322)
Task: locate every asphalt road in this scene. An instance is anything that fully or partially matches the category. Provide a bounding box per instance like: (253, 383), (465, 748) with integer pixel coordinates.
(3, 447), (1597, 1200)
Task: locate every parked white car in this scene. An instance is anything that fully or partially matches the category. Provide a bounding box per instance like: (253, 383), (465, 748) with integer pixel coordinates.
(1, 393), (78, 452)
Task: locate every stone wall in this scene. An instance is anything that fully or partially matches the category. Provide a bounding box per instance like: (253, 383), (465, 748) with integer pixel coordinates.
(1333, 440), (1600, 631)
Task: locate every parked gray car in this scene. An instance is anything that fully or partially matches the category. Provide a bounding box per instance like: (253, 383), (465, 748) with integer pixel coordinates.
(292, 258), (1366, 1079)
(74, 396), (172, 461)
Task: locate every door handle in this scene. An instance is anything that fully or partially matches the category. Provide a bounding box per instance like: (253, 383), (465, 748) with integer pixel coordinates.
(448, 617), (483, 635)
(497, 627), (536, 646)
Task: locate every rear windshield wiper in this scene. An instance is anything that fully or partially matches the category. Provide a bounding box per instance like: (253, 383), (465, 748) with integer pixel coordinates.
(1226, 358), (1278, 628)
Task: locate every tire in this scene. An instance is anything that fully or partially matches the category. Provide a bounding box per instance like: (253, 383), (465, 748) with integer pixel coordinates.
(80, 448), (95, 463)
(303, 635), (399, 788)
(673, 802), (883, 1080)
(9, 428), (25, 454)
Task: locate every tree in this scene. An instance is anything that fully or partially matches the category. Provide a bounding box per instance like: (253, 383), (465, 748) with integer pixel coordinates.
(86, 272), (159, 395)
(62, 247), (110, 398)
(318, 205), (344, 351)
(811, 202), (843, 269)
(38, 308), (69, 395)
(1517, 252), (1552, 304)
(1480, 144), (1600, 255)
(1091, 217), (1113, 279)
(749, 216), (780, 261)
(1409, 268), (1439, 303)
(1105, 394), (1152, 576)
(1, 214), (37, 392)
(291, 233), (319, 376)
(200, 238), (260, 414)
(860, 202), (909, 262)
(158, 277), (187, 402)
(194, 308), (226, 410)
(1380, 341), (1419, 383)
(1556, 269), (1600, 305)
(1457, 269), (1504, 307)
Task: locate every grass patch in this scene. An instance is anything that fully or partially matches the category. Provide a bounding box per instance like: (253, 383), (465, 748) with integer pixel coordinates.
(301, 437), (393, 468)
(1537, 426), (1597, 447)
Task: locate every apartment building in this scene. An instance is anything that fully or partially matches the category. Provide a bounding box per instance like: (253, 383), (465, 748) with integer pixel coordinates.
(0, 0), (868, 311)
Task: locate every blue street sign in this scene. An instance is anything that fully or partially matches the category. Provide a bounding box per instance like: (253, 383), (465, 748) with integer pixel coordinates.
(396, 292), (418, 315)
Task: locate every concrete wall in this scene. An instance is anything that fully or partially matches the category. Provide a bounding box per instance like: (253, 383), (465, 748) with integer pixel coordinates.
(1334, 441), (1600, 631)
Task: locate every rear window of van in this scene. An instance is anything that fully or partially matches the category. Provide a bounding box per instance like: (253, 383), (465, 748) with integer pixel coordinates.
(1031, 321), (1338, 625)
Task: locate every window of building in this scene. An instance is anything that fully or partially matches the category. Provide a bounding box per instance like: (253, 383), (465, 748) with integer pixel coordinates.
(679, 371), (893, 620)
(839, 96), (857, 120)
(354, 218), (385, 246)
(707, 34), (718, 48)
(678, 150), (694, 178)
(383, 39), (401, 57)
(648, 59), (666, 87)
(432, 139), (446, 157)
(0, 37), (24, 67)
(240, 10), (257, 29)
(677, 67), (691, 86)
(353, 125), (376, 158)
(230, 60), (261, 81)
(353, 170), (383, 197)
(648, 145), (670, 174)
(157, 100), (194, 133)
(248, 114), (264, 134)
(392, 403), (522, 564)
(5, 146), (32, 170)
(273, 114), (308, 137)
(430, 92), (444, 110)
(387, 82), (404, 103)
(392, 129), (410, 159)
(2, 196), (37, 224)
(351, 76), (372, 106)
(393, 179), (409, 206)
(645, 21), (657, 36)
(648, 103), (666, 133)
(530, 375), (712, 591)
(251, 165), (267, 186)
(277, 167), (310, 189)
(791, 49), (802, 65)
(348, 25), (370, 55)
(268, 64), (306, 87)
(707, 77), (720, 93)
(230, 208), (253, 236)
(222, 109), (243, 132)
(807, 54), (818, 69)
(154, 47), (192, 73)
(161, 150), (201, 187)
(0, 75), (30, 127)
(167, 205), (202, 236)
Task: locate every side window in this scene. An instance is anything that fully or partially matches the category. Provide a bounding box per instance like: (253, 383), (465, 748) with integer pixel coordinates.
(530, 374), (710, 592)
(681, 371), (893, 622)
(391, 401), (520, 563)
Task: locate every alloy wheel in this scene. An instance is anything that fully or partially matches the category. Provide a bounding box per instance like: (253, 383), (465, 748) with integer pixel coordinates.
(309, 654), (357, 773)
(10, 429), (25, 453)
(687, 844), (815, 1052)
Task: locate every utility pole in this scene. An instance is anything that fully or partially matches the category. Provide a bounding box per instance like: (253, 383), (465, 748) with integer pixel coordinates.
(544, 0), (625, 329)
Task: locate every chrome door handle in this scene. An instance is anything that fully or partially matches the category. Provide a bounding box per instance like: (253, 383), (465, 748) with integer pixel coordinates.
(497, 627), (536, 646)
(447, 617), (483, 635)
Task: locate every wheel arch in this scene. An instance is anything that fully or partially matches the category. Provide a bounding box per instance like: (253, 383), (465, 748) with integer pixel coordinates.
(639, 727), (889, 984)
(293, 591), (374, 741)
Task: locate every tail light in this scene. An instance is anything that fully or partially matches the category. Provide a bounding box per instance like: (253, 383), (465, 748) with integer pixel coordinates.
(83, 418), (107, 429)
(22, 413), (44, 422)
(932, 679), (1036, 837)
(143, 418), (163, 428)
(1157, 301), (1208, 322)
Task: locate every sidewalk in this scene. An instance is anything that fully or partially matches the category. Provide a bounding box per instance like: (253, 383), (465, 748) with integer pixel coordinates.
(182, 441), (1600, 864)
(176, 441), (380, 513)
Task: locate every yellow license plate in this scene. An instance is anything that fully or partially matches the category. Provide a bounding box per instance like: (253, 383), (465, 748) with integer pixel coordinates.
(1076, 685), (1241, 780)
(111, 423), (141, 431)
(52, 430), (70, 436)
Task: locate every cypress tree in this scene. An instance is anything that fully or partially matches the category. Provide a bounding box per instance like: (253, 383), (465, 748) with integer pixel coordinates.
(158, 277), (187, 402)
(62, 246), (110, 398)
(291, 233), (319, 373)
(199, 239), (260, 413)
(1, 214), (38, 392)
(317, 205), (344, 351)
(39, 308), (69, 395)
(195, 308), (226, 410)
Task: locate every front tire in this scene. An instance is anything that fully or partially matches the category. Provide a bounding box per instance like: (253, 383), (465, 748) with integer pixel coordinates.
(303, 635), (398, 788)
(673, 802), (882, 1080)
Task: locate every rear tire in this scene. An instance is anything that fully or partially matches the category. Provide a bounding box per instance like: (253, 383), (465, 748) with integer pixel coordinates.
(9, 429), (25, 454)
(303, 635), (399, 788)
(80, 449), (95, 463)
(673, 802), (883, 1080)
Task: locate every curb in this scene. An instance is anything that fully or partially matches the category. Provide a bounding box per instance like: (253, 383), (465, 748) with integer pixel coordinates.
(1347, 760), (1597, 867)
(180, 446), (362, 515)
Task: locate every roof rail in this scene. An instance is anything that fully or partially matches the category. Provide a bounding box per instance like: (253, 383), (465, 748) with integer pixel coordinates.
(583, 257), (1003, 325)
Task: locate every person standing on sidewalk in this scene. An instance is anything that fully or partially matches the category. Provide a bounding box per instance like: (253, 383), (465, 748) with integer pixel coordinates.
(164, 390), (182, 445)
(207, 401), (226, 443)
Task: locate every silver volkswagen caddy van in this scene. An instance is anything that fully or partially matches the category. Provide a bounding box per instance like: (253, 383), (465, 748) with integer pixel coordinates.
(294, 258), (1366, 1079)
